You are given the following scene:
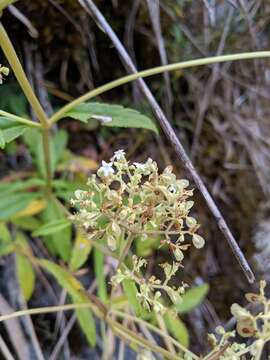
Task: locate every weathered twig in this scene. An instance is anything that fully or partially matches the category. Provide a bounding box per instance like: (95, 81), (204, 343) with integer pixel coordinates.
(0, 294), (30, 360)
(79, 0), (255, 283)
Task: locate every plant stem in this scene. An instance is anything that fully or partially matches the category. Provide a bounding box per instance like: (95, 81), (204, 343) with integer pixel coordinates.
(0, 22), (53, 193)
(50, 51), (270, 124)
(111, 309), (199, 359)
(0, 110), (41, 128)
(42, 129), (52, 192)
(0, 303), (93, 323)
(0, 23), (49, 129)
(107, 317), (182, 360)
(117, 233), (134, 271)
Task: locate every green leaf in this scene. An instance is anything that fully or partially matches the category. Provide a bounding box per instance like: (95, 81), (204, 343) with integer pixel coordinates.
(40, 259), (96, 347)
(122, 279), (143, 317)
(0, 84), (27, 116)
(0, 178), (45, 196)
(175, 284), (209, 314)
(15, 233), (35, 301)
(93, 249), (107, 302)
(70, 231), (91, 271)
(32, 219), (71, 237)
(54, 179), (88, 201)
(62, 102), (158, 134)
(40, 202), (72, 261)
(0, 223), (11, 244)
(24, 129), (67, 177)
(3, 125), (27, 142)
(0, 0), (17, 12)
(0, 117), (20, 129)
(23, 129), (49, 178)
(0, 129), (5, 149)
(0, 243), (14, 256)
(164, 311), (189, 347)
(2, 126), (27, 146)
(0, 193), (39, 220)
(51, 129), (68, 174)
(135, 235), (160, 257)
(11, 216), (42, 231)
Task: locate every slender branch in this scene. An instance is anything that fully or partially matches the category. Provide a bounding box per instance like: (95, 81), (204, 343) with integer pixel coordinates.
(0, 22), (53, 192)
(0, 110), (41, 128)
(0, 303), (93, 323)
(107, 317), (182, 360)
(50, 50), (270, 125)
(41, 129), (52, 192)
(111, 309), (199, 359)
(0, 23), (49, 128)
(117, 233), (134, 271)
(73, 0), (257, 283)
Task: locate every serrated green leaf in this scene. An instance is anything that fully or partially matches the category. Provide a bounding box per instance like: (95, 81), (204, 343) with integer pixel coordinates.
(32, 219), (71, 237)
(15, 233), (35, 300)
(40, 259), (96, 346)
(62, 102), (158, 134)
(122, 279), (143, 317)
(70, 231), (91, 271)
(164, 311), (189, 347)
(175, 284), (209, 314)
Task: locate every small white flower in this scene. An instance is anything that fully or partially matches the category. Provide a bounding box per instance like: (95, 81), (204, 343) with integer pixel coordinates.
(113, 149), (125, 160)
(168, 185), (177, 194)
(134, 162), (145, 170)
(98, 161), (115, 177)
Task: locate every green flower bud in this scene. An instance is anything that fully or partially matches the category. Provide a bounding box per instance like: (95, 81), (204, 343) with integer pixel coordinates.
(186, 216), (197, 227)
(1, 66), (9, 76)
(107, 235), (117, 251)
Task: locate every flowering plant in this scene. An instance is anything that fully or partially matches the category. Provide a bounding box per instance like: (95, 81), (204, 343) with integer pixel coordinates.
(71, 150), (205, 314)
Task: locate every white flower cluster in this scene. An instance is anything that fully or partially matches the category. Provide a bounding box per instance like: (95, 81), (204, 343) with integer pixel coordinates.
(208, 281), (270, 359)
(71, 150), (205, 254)
(71, 150), (205, 313)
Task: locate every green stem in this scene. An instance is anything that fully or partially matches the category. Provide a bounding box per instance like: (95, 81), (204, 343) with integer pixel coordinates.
(107, 317), (182, 360)
(0, 110), (41, 128)
(0, 303), (94, 323)
(117, 233), (134, 271)
(0, 22), (52, 193)
(50, 51), (270, 124)
(111, 309), (199, 359)
(41, 129), (52, 193)
(0, 23), (49, 128)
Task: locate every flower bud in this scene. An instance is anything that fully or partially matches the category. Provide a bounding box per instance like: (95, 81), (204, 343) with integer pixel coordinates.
(174, 247), (184, 262)
(107, 235), (117, 251)
(111, 221), (121, 238)
(186, 216), (197, 227)
(192, 234), (205, 249)
(1, 67), (9, 76)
